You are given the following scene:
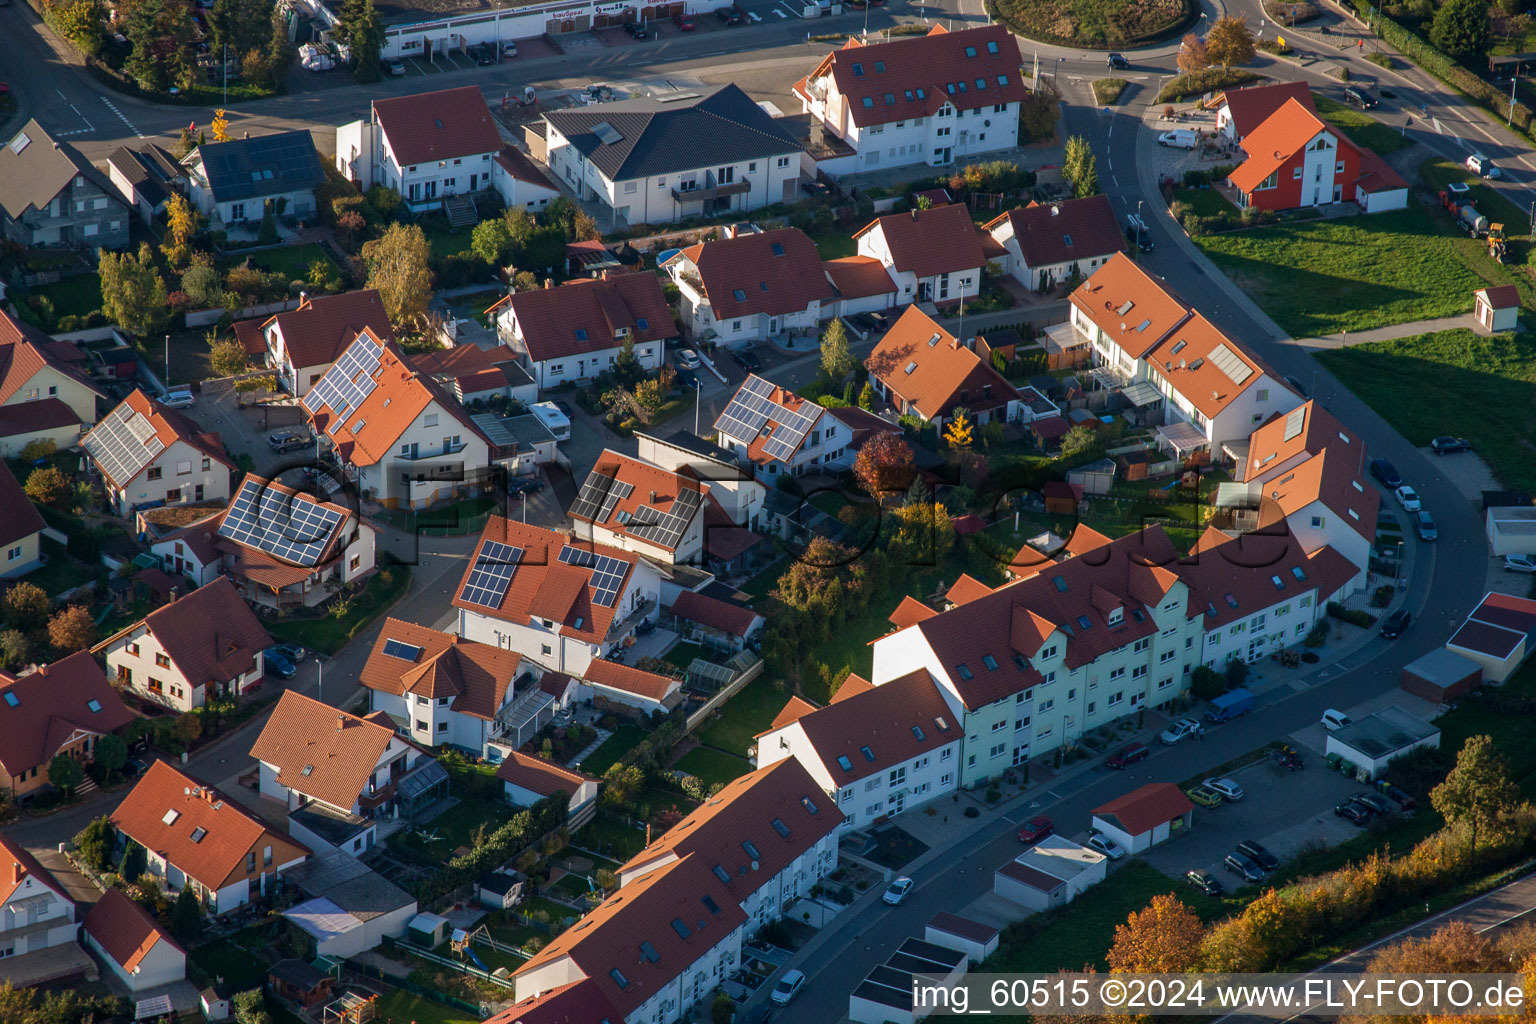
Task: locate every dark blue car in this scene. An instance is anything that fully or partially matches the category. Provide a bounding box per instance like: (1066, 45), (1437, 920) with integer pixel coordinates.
(263, 647), (297, 679)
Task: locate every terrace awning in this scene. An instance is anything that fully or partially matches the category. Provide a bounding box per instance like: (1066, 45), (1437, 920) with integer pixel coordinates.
(1155, 420), (1210, 455)
(1121, 381), (1163, 407)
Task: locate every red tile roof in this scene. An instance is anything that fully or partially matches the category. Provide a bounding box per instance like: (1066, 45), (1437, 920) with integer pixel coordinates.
(0, 652), (134, 779)
(702, 498), (764, 562)
(888, 594), (938, 629)
(158, 514), (222, 567)
(494, 751), (597, 799)
(573, 451), (705, 553)
(0, 397), (82, 440)
(135, 576), (272, 689)
(84, 887), (182, 973)
(1069, 253), (1190, 360)
(85, 389), (233, 489)
(1177, 524), (1344, 628)
(831, 673), (875, 703)
(582, 660), (681, 704)
(773, 668), (957, 783)
(765, 695), (819, 732)
(245, 289), (394, 372)
(803, 25), (1027, 128)
(1092, 782), (1193, 836)
(1356, 147), (1407, 192)
(669, 589), (761, 637)
(111, 760), (306, 891)
(453, 519), (642, 645)
(373, 86), (504, 167)
(671, 228), (834, 320)
(1219, 81), (1316, 139)
(928, 911), (998, 944)
(0, 834), (68, 907)
(866, 305), (1020, 422)
(986, 195), (1123, 270)
(234, 318), (267, 358)
(0, 460), (45, 550)
(500, 275), (675, 364)
(483, 979), (620, 1024)
(0, 308), (106, 403)
(1145, 312), (1267, 420)
(1479, 285), (1521, 309)
(495, 145), (557, 191)
(712, 374), (829, 465)
(1230, 98), (1357, 196)
(1242, 402), (1378, 542)
(360, 617), (525, 721)
(856, 202), (989, 279)
(823, 255), (897, 300)
(945, 574), (992, 607)
(249, 691), (399, 811)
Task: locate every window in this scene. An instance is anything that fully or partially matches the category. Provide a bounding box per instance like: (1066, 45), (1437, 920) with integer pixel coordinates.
(1039, 698), (1054, 712)
(940, 748), (953, 762)
(840, 786), (853, 801)
(1108, 691), (1123, 706)
(5, 546), (18, 562)
(177, 460), (191, 476)
(1109, 667), (1125, 681)
(437, 722), (448, 732)
(1133, 638), (1150, 653)
(888, 767), (905, 786)
(990, 720), (1006, 733)
(1040, 644), (1057, 660)
(989, 743), (1006, 758)
(864, 778), (879, 792)
(1132, 665), (1147, 679)
(155, 652), (170, 668)
(1160, 650), (1176, 663)
(1294, 166), (1304, 180)
(148, 467), (162, 481)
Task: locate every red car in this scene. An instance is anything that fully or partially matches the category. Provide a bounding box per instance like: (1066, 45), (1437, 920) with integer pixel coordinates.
(1017, 816), (1054, 844)
(673, 12), (695, 29)
(1106, 742), (1150, 769)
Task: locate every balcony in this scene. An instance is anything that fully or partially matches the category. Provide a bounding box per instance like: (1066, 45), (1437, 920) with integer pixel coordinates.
(672, 179), (751, 204)
(396, 442), (469, 461)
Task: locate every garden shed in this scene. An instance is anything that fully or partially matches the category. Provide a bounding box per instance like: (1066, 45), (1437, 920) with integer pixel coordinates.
(406, 911), (450, 948)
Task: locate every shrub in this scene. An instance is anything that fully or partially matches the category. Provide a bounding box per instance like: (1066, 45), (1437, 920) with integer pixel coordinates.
(1156, 67), (1261, 103)
(1191, 665), (1227, 700)
(1326, 601), (1376, 628)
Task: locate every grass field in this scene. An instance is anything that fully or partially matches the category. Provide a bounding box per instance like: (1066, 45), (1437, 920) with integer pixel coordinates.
(675, 744), (754, 787)
(579, 723), (648, 775)
(189, 939), (269, 990)
(1316, 328), (1536, 494)
(694, 677), (789, 755)
(391, 799), (513, 859)
(248, 243), (339, 282)
(419, 215), (477, 258)
(1093, 78), (1128, 105)
(576, 815), (649, 860)
(1420, 157), (1533, 235)
(30, 274), (102, 319)
(1173, 187), (1237, 218)
(374, 990), (480, 1024)
(1194, 207), (1489, 336)
(993, 0), (1191, 46)
(1313, 95), (1411, 156)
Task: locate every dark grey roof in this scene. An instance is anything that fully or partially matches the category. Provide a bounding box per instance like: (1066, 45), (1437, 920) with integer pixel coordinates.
(191, 130), (324, 205)
(657, 429), (737, 466)
(0, 119), (114, 220)
(107, 144), (185, 209)
(268, 959), (329, 990)
(544, 85), (800, 182)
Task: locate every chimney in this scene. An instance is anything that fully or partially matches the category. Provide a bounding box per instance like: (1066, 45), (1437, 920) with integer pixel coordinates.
(337, 714), (345, 732)
(649, 490), (657, 503)
(11, 861), (21, 886)
(911, 208), (919, 220)
(169, 587), (179, 602)
(544, 278), (554, 290)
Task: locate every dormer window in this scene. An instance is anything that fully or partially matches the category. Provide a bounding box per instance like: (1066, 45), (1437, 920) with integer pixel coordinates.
(1107, 607), (1123, 626)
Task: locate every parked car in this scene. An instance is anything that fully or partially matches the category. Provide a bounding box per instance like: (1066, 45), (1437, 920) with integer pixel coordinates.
(501, 40), (518, 56)
(675, 367), (700, 390)
(1415, 509), (1438, 541)
(1381, 608), (1412, 639)
(1430, 435), (1471, 454)
(1107, 52), (1129, 69)
(1160, 718), (1203, 745)
(1370, 458), (1402, 489)
(1106, 742), (1150, 769)
(1467, 153), (1501, 178)
(1382, 784), (1418, 810)
(1354, 792), (1394, 816)
(1235, 840), (1279, 871)
(1204, 777), (1244, 801)
(1394, 484), (1422, 511)
(717, 4), (743, 22)
(622, 20), (648, 37)
(1224, 852), (1264, 882)
(123, 756), (149, 778)
(1087, 834), (1126, 860)
(262, 647), (297, 679)
(1185, 869), (1224, 896)
(271, 642), (306, 665)
(508, 476), (546, 495)
(882, 877), (914, 905)
(1186, 785), (1224, 808)
(381, 56), (405, 75)
(737, 346), (762, 372)
(676, 348), (702, 369)
(1335, 801), (1372, 825)
(674, 12), (695, 29)
(268, 429), (311, 453)
(1321, 708), (1352, 731)
(1157, 129), (1198, 149)
(1125, 214), (1153, 252)
(1017, 816), (1054, 844)
(1505, 554), (1536, 573)
(553, 399), (575, 417)
(770, 970), (805, 1006)
(161, 388), (195, 408)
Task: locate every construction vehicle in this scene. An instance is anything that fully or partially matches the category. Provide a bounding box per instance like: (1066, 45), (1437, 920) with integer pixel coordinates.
(1440, 190), (1490, 237)
(1488, 222), (1507, 262)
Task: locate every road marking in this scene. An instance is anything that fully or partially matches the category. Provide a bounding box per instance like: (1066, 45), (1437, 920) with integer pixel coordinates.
(99, 96), (142, 139)
(53, 89), (95, 137)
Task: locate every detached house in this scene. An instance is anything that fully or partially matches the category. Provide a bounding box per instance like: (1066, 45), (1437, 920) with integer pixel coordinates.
(0, 119), (129, 249)
(111, 760), (308, 914)
(360, 617), (545, 756)
(985, 195), (1124, 291)
(543, 85), (802, 228)
(336, 86), (506, 215)
(636, 431), (768, 532)
(712, 374), (850, 482)
(234, 289), (395, 398)
(98, 576), (272, 712)
(0, 308), (107, 457)
(794, 25), (1027, 172)
(1229, 97), (1407, 213)
(570, 451), (710, 565)
(104, 143), (186, 226)
(1216, 81), (1315, 142)
(181, 130), (323, 226)
(854, 202), (1002, 306)
(0, 651), (134, 801)
(83, 888), (186, 992)
(0, 835), (78, 960)
(496, 752), (598, 826)
(756, 668), (961, 830)
(83, 389), (235, 516)
(492, 274), (672, 388)
(0, 461), (46, 578)
(453, 518), (661, 677)
(866, 305), (1021, 432)
(510, 759), (840, 1024)
(251, 691), (446, 855)
(301, 329), (496, 508)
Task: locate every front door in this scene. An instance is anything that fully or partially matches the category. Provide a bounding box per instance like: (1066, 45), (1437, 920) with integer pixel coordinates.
(424, 180), (438, 200)
(469, 172), (478, 190)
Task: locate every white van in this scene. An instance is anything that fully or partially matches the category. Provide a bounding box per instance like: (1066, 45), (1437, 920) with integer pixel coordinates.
(1321, 709), (1352, 731)
(1157, 129), (1198, 150)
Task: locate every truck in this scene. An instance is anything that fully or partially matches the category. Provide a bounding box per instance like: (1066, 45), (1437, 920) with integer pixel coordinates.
(1440, 191), (1489, 236)
(1206, 687), (1256, 724)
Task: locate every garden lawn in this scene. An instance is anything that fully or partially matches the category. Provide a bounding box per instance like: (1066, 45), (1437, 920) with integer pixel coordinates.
(675, 744), (754, 787)
(265, 564), (411, 654)
(579, 723), (648, 775)
(392, 800), (513, 859)
(30, 274), (102, 319)
(1194, 208), (1490, 336)
(575, 816), (649, 860)
(374, 990), (480, 1024)
(1313, 95), (1411, 156)
(1420, 157), (1532, 235)
(661, 640), (705, 673)
(693, 677), (789, 756)
(189, 939), (269, 990)
(420, 215), (477, 258)
(1173, 187), (1236, 218)
(249, 243), (338, 282)
(1315, 329), (1536, 494)
(805, 224), (857, 261)
(23, 537), (98, 598)
(448, 289), (507, 326)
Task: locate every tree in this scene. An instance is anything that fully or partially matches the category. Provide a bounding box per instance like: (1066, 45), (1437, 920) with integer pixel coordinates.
(1431, 733), (1521, 849)
(944, 408), (973, 449)
(99, 244), (171, 337)
(264, 10), (297, 84)
(1061, 424), (1097, 457)
(513, 270), (540, 292)
(24, 466), (71, 508)
(1063, 135), (1090, 192)
(48, 605), (98, 653)
(336, 209), (366, 248)
(1074, 150), (1099, 198)
(206, 337), (248, 380)
(208, 0), (271, 69)
(1206, 16), (1256, 68)
(522, 225), (567, 273)
(211, 108), (230, 143)
(94, 734), (128, 780)
(170, 885), (203, 939)
(119, 838), (147, 882)
(122, 0), (196, 93)
(613, 337), (643, 386)
(233, 990), (274, 1024)
(852, 431), (916, 499)
(1018, 77), (1061, 143)
(2, 582), (49, 632)
(600, 763), (644, 807)
(174, 712), (204, 744)
(19, 439), (57, 462)
(162, 193), (198, 269)
(75, 816), (115, 872)
(0, 631), (27, 671)
(345, 0), (386, 84)
(1108, 894), (1206, 973)
(50, 0), (107, 56)
(471, 217), (512, 266)
(181, 261), (223, 308)
(1177, 33), (1210, 73)
(1430, 0), (1490, 55)
(819, 318), (854, 382)
(545, 196), (600, 242)
(1190, 664), (1226, 700)
(361, 223), (434, 327)
(47, 753), (84, 795)
(858, 381), (876, 410)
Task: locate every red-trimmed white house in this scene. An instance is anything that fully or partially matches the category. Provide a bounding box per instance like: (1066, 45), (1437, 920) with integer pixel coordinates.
(1228, 97), (1406, 213)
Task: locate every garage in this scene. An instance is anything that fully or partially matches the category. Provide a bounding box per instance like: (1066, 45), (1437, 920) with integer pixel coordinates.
(1091, 783), (1194, 854)
(1324, 707), (1439, 780)
(993, 836), (1107, 911)
(1446, 592), (1536, 683)
(1400, 647), (1482, 704)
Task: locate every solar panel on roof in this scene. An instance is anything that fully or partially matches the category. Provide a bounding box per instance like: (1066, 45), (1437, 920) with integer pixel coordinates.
(459, 540), (524, 608)
(83, 403), (165, 486)
(218, 477), (345, 566)
(713, 375), (819, 461)
(383, 639), (423, 661)
(569, 472), (634, 524)
(302, 331), (385, 421)
(558, 546), (628, 607)
(624, 487), (703, 550)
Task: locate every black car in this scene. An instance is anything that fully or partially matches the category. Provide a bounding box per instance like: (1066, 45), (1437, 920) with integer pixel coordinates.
(1335, 802), (1371, 825)
(736, 347), (762, 372)
(1107, 52), (1129, 69)
(1370, 458), (1403, 489)
(471, 43), (496, 64)
(622, 20), (648, 37)
(1430, 435), (1471, 454)
(1381, 609), (1412, 639)
(1354, 792), (1394, 816)
(1344, 86), (1377, 109)
(676, 367), (700, 390)
(1235, 840), (1279, 871)
(1185, 869), (1224, 896)
(717, 4), (743, 22)
(553, 400), (575, 417)
(508, 476), (545, 495)
(123, 756), (149, 778)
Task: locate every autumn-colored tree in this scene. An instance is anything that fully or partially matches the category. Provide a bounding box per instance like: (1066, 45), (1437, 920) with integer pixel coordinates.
(210, 108), (229, 143)
(1206, 16), (1256, 68)
(858, 381), (876, 410)
(1431, 733), (1521, 850)
(174, 712), (203, 744)
(600, 763), (644, 807)
(2, 582), (50, 632)
(852, 430), (916, 499)
(99, 243), (171, 337)
(0, 630), (28, 671)
(208, 336), (248, 379)
(336, 209), (366, 248)
(361, 222), (434, 327)
(944, 408), (973, 449)
(820, 318), (854, 381)
(1108, 894), (1206, 973)
(1177, 33), (1210, 73)
(163, 192), (197, 269)
(24, 466), (72, 508)
(48, 605), (98, 653)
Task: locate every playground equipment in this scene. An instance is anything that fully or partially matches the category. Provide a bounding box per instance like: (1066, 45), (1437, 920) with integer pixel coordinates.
(320, 992), (377, 1024)
(451, 928), (490, 972)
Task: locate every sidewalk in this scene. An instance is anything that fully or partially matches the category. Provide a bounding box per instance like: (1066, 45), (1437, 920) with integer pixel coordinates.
(1292, 313), (1477, 350)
